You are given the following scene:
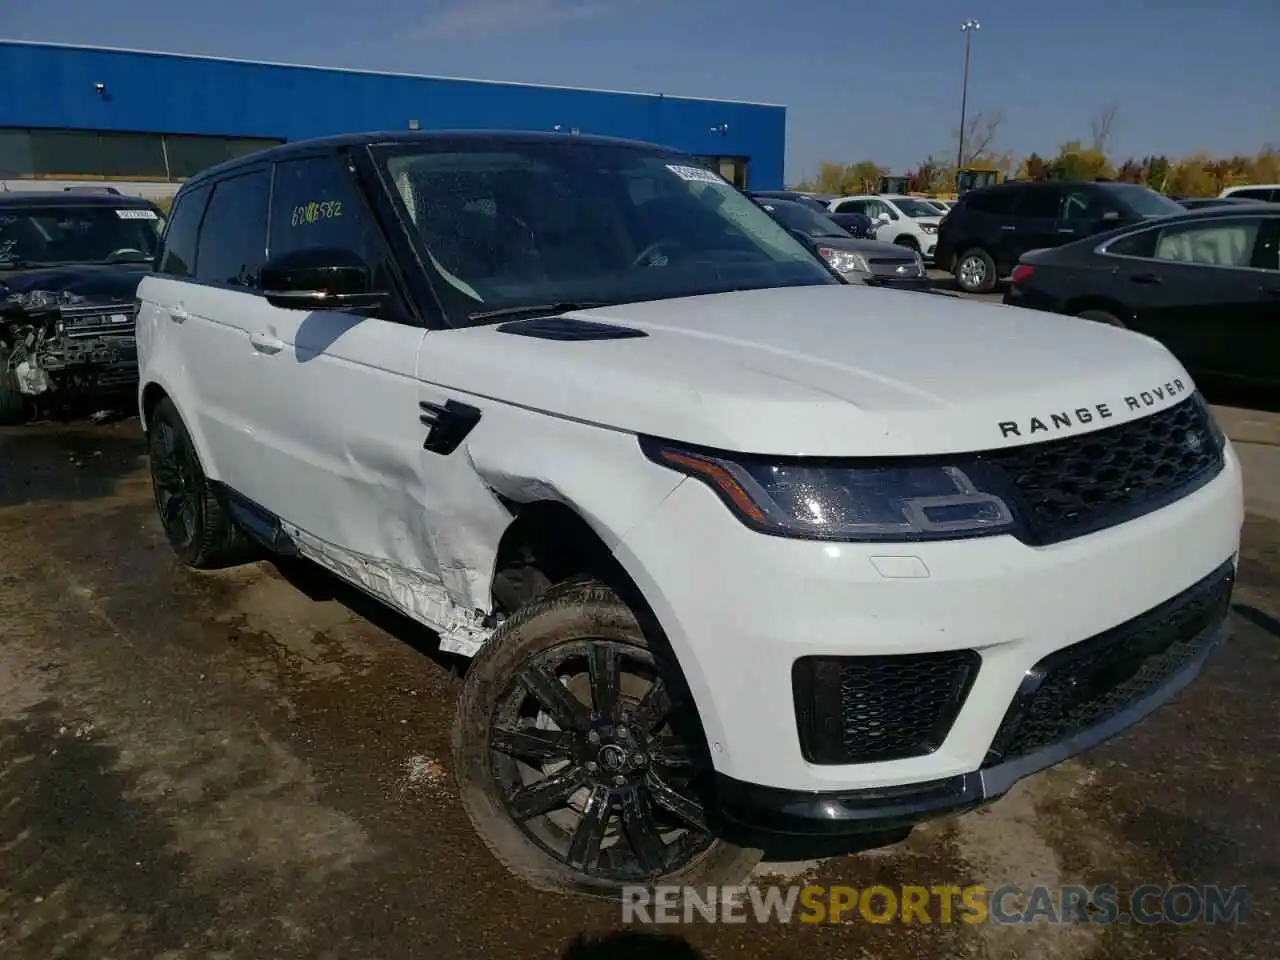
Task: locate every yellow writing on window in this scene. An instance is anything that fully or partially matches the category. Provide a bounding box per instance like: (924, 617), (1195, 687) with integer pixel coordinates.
(291, 200), (343, 226)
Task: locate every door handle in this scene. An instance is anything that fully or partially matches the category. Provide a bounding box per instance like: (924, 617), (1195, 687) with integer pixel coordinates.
(248, 331), (285, 354)
(1128, 272), (1163, 285)
(1057, 228), (1078, 235)
(168, 305), (189, 323)
(1262, 285), (1280, 298)
(1000, 225), (1017, 231)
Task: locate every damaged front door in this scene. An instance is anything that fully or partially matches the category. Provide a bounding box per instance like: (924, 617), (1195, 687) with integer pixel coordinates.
(248, 153), (507, 653)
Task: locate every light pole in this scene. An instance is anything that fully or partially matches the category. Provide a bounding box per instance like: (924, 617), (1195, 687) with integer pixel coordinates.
(956, 19), (980, 172)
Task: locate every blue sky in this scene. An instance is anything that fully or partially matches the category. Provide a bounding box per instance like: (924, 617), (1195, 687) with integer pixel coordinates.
(4, 0), (1278, 184)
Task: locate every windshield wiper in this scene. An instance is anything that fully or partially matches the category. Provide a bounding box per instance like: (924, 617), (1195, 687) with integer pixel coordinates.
(466, 301), (611, 323)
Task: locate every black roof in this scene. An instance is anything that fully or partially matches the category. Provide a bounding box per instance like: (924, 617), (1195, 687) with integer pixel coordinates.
(185, 129), (681, 188)
(0, 189), (161, 209)
(754, 197), (813, 212)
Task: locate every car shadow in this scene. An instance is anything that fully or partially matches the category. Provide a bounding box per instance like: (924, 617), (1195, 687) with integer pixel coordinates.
(1232, 602), (1280, 640)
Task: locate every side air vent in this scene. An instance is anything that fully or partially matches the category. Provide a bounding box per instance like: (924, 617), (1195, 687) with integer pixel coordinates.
(496, 317), (648, 341)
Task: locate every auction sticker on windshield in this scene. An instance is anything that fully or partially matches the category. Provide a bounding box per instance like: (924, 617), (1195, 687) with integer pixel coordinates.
(116, 209), (159, 219)
(667, 164), (727, 184)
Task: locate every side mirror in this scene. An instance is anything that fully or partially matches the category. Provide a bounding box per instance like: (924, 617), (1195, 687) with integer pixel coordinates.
(875, 213), (892, 225)
(260, 247), (387, 311)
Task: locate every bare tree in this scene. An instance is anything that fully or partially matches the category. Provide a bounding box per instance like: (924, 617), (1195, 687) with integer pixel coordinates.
(1090, 100), (1121, 155)
(954, 108), (1006, 166)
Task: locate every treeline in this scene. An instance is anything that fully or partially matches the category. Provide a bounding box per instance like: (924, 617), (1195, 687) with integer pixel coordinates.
(792, 103), (1280, 198)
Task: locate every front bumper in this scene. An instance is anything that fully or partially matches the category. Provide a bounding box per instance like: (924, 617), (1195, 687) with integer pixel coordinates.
(614, 441), (1243, 800)
(714, 568), (1231, 838)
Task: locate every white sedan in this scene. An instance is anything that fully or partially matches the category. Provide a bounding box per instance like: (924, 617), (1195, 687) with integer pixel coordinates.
(827, 194), (943, 261)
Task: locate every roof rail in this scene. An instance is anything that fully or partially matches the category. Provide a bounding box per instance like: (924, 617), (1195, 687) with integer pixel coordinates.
(63, 185), (122, 195)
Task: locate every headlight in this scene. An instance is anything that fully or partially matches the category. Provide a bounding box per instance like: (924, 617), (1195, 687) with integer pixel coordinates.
(642, 439), (1016, 542)
(817, 247), (870, 274)
(920, 223), (938, 234)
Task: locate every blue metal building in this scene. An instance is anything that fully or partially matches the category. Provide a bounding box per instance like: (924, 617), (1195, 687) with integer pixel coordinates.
(0, 41), (786, 192)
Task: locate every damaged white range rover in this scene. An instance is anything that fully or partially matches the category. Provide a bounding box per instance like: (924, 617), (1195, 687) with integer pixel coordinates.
(136, 131), (1243, 898)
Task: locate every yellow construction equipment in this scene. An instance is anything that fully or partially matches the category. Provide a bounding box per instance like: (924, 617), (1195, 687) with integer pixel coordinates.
(878, 174), (912, 194)
(956, 166), (1003, 194)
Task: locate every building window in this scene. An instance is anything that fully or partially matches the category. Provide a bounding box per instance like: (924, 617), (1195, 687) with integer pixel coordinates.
(100, 132), (169, 178)
(0, 128), (284, 182)
(30, 130), (102, 178)
(0, 129), (34, 177)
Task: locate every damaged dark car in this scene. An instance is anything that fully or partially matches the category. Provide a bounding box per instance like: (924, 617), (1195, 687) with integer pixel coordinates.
(0, 190), (164, 424)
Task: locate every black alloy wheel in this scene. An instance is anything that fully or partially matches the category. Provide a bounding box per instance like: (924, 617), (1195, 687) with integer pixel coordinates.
(489, 638), (714, 882)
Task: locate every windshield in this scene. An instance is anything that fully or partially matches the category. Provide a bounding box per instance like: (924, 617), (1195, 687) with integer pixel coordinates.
(890, 198), (941, 219)
(1103, 185), (1185, 219)
(376, 140), (838, 324)
(763, 201), (848, 238)
(0, 204), (164, 267)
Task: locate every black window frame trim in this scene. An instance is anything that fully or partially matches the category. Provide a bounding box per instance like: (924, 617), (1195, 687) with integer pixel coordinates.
(186, 162), (273, 293)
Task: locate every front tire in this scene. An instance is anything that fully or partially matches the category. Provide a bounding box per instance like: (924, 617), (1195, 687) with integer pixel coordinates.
(954, 247), (997, 294)
(453, 577), (761, 898)
(147, 397), (256, 569)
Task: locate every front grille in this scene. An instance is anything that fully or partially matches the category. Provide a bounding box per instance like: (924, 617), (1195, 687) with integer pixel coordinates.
(58, 303), (137, 340)
(868, 257), (914, 266)
(984, 561), (1233, 767)
(792, 650), (980, 765)
(985, 395), (1223, 545)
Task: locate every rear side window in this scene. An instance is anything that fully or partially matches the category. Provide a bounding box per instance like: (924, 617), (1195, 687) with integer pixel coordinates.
(833, 199), (866, 214)
(1106, 229), (1158, 259)
(1151, 218), (1260, 267)
(194, 169), (270, 288)
(1107, 218), (1263, 266)
(268, 155), (385, 272)
(964, 188), (1019, 216)
(1013, 186), (1064, 219)
(157, 184), (209, 278)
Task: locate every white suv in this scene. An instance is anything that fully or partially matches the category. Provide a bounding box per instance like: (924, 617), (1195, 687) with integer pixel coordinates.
(136, 132), (1243, 899)
(1219, 184), (1280, 203)
(827, 194), (943, 260)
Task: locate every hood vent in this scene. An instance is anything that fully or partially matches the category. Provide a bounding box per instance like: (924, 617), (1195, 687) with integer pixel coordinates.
(496, 317), (648, 341)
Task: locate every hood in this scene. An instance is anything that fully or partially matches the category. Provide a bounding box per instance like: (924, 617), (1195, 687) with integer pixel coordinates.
(0, 263), (149, 303)
(420, 285), (1194, 457)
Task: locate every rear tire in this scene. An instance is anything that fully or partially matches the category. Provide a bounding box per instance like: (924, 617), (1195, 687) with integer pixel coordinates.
(147, 397), (256, 569)
(954, 248), (997, 294)
(453, 576), (762, 899)
(1076, 309), (1126, 328)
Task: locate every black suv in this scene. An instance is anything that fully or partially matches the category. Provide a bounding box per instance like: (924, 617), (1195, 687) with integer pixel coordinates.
(0, 189), (166, 422)
(934, 180), (1184, 294)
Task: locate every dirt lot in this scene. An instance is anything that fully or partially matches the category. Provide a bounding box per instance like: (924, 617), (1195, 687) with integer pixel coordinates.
(1, 400), (1277, 959)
